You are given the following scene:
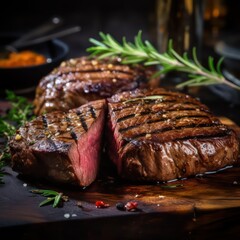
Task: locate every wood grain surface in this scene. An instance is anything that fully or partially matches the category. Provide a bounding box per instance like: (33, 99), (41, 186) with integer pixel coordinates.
(0, 117), (240, 240)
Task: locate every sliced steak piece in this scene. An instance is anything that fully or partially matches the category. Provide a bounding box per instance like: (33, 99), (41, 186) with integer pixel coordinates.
(34, 57), (158, 115)
(9, 100), (106, 187)
(107, 88), (240, 182)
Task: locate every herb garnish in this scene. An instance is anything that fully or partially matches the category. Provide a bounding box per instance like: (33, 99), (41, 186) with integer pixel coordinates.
(0, 90), (34, 141)
(4, 90), (34, 126)
(30, 189), (69, 208)
(0, 92), (68, 209)
(87, 31), (240, 90)
(124, 95), (164, 104)
(0, 160), (6, 184)
(0, 90), (35, 182)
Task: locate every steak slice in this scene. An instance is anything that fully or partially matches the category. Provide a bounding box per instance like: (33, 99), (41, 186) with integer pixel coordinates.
(34, 56), (158, 115)
(9, 100), (106, 187)
(107, 88), (240, 182)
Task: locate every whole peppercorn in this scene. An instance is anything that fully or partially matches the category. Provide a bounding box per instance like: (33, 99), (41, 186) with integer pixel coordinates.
(116, 202), (125, 211)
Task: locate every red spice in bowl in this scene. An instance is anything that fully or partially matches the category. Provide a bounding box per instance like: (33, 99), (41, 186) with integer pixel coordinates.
(0, 50), (46, 68)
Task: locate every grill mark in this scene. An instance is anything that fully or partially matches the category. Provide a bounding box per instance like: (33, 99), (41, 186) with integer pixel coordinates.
(39, 115), (60, 151)
(138, 123), (226, 138)
(119, 115), (212, 133)
(149, 114), (212, 123)
(41, 115), (53, 139)
(124, 123), (226, 141)
(65, 116), (78, 141)
(89, 106), (97, 119)
(114, 92), (186, 101)
(70, 131), (78, 140)
(114, 92), (192, 102)
(42, 115), (48, 128)
(117, 114), (135, 123)
(173, 132), (230, 141)
(80, 115), (88, 132)
(60, 75), (135, 86)
(112, 99), (205, 112)
(124, 132), (230, 147)
(56, 68), (136, 79)
(116, 108), (210, 123)
(56, 136), (75, 141)
(76, 110), (88, 132)
(52, 75), (136, 96)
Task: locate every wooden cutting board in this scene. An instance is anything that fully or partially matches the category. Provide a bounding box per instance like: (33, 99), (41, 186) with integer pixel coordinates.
(0, 117), (240, 240)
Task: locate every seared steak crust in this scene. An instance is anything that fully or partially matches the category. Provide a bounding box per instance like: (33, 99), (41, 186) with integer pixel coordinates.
(107, 88), (240, 182)
(9, 100), (106, 187)
(34, 57), (156, 115)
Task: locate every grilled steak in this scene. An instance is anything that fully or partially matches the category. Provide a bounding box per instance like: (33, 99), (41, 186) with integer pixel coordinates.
(34, 57), (158, 115)
(9, 100), (106, 187)
(107, 88), (240, 182)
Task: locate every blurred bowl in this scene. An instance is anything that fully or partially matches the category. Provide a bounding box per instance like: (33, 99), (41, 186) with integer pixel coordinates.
(210, 35), (240, 105)
(215, 35), (240, 79)
(0, 34), (69, 95)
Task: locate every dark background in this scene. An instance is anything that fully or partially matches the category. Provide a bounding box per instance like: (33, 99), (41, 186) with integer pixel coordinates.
(0, 0), (240, 122)
(0, 0), (156, 57)
(0, 0), (240, 58)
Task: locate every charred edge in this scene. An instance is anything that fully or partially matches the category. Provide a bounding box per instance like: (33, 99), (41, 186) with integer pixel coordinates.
(80, 115), (88, 132)
(119, 115), (213, 133)
(70, 131), (78, 140)
(89, 106), (97, 119)
(76, 110), (88, 132)
(125, 123), (228, 141)
(42, 115), (48, 128)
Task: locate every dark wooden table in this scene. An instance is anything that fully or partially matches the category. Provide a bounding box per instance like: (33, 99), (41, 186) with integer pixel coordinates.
(0, 92), (240, 239)
(1, 160), (240, 240)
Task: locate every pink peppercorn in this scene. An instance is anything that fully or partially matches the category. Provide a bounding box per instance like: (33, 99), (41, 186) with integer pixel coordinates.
(95, 201), (110, 208)
(125, 201), (138, 211)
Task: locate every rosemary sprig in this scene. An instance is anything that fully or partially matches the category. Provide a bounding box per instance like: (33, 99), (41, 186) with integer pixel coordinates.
(30, 189), (69, 208)
(87, 31), (240, 90)
(124, 95), (164, 103)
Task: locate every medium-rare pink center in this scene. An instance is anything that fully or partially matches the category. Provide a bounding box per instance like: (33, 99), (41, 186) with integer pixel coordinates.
(68, 111), (104, 186)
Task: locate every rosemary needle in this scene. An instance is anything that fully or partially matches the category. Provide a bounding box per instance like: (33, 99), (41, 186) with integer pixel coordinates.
(87, 31), (240, 91)
(0, 90), (35, 182)
(30, 189), (68, 208)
